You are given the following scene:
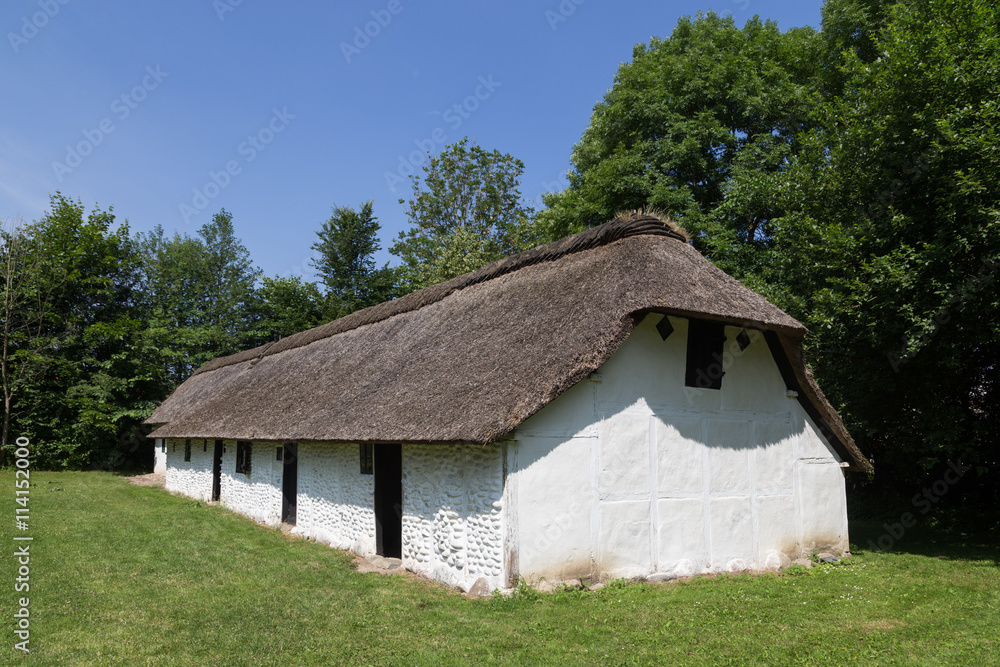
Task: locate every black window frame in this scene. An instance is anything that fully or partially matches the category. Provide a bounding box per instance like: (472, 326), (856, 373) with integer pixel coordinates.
(236, 441), (253, 476)
(359, 443), (373, 475)
(685, 319), (727, 390)
(184, 439), (191, 462)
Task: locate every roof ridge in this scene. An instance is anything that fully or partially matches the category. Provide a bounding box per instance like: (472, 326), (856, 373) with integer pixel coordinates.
(193, 215), (687, 376)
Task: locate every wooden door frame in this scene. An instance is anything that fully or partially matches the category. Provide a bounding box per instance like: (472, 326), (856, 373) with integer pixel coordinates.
(373, 444), (402, 558)
(281, 442), (298, 525)
(211, 440), (223, 502)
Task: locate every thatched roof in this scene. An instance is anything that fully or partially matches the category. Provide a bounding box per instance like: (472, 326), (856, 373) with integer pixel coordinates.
(146, 214), (871, 472)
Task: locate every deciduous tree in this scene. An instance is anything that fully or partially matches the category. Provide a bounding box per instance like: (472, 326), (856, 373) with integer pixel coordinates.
(391, 138), (542, 291)
(535, 11), (825, 269)
(771, 0), (1000, 515)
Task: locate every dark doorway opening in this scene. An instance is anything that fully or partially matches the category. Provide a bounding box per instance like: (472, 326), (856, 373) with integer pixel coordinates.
(211, 440), (223, 502)
(373, 444), (402, 558)
(281, 443), (298, 525)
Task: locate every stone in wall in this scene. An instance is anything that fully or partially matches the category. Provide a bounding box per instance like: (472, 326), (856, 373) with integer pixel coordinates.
(402, 444), (504, 591)
(292, 442), (375, 554)
(164, 439), (213, 501)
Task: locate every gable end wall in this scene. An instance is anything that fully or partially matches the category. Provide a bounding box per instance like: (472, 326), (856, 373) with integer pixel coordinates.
(509, 314), (848, 584)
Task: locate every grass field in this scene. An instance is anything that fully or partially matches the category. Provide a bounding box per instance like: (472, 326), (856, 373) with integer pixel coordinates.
(2, 470), (998, 665)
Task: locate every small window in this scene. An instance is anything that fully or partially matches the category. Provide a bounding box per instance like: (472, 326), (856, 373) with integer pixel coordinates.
(184, 439), (191, 462)
(685, 319), (726, 390)
(159, 439), (166, 453)
(172, 442), (176, 452)
(236, 441), (252, 475)
(359, 444), (373, 475)
(203, 440), (207, 452)
(276, 447), (283, 461)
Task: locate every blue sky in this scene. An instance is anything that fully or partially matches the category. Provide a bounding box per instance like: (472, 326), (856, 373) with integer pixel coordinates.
(1, 0), (824, 280)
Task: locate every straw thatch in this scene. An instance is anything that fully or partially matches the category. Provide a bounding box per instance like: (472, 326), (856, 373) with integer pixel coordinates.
(146, 214), (871, 472)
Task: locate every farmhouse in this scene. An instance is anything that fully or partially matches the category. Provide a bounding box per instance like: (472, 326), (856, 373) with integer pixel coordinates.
(146, 214), (870, 592)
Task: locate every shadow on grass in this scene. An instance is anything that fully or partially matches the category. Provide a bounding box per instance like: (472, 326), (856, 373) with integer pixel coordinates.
(108, 465), (156, 476)
(850, 518), (1000, 567)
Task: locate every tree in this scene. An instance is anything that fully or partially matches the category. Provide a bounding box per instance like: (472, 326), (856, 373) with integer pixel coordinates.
(0, 220), (59, 461)
(198, 209), (261, 337)
(251, 276), (326, 341)
(818, 0), (892, 95)
(138, 209), (262, 385)
(771, 0), (1000, 518)
(391, 138), (543, 291)
(2, 194), (154, 468)
(535, 12), (825, 274)
(311, 201), (396, 318)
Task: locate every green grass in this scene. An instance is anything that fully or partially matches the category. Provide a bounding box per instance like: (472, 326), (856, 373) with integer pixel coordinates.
(2, 471), (998, 665)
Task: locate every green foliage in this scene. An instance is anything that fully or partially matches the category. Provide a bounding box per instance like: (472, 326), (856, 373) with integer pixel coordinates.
(310, 201), (396, 318)
(818, 0), (893, 94)
(391, 138), (543, 291)
(197, 209), (262, 336)
(770, 0), (1000, 512)
(536, 12), (825, 263)
(1, 221), (48, 457)
(1, 201), (280, 468)
(489, 579), (544, 608)
(1, 194), (154, 468)
(6, 196), (348, 469)
(137, 210), (262, 385)
(251, 276), (326, 341)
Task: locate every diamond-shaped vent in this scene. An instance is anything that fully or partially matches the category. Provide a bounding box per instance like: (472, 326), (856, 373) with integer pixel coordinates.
(656, 316), (674, 341)
(737, 328), (752, 351)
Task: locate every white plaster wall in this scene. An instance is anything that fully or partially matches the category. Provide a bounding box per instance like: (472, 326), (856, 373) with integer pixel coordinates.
(290, 442), (375, 554)
(164, 439), (213, 501)
(153, 438), (167, 475)
(218, 440), (282, 526)
(401, 444), (505, 592)
(163, 439), (377, 549)
(511, 314), (849, 584)
(165, 438), (283, 525)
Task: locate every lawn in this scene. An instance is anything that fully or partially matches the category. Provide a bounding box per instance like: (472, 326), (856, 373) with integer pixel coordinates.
(2, 471), (998, 665)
